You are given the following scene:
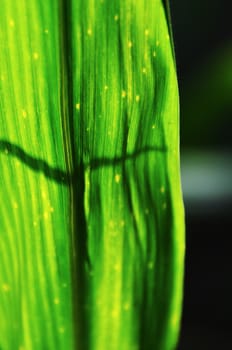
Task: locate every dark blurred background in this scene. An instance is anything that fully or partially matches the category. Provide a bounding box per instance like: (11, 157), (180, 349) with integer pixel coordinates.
(169, 1), (232, 348)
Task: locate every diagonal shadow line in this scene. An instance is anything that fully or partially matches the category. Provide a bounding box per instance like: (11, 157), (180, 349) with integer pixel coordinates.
(0, 139), (167, 185)
(0, 140), (69, 184)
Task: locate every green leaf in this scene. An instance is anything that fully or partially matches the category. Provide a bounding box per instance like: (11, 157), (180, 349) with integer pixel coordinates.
(0, 1), (185, 350)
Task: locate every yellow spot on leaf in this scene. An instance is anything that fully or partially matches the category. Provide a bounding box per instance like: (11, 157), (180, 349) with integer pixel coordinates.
(142, 67), (147, 74)
(128, 41), (133, 48)
(145, 29), (149, 36)
(113, 263), (121, 271)
(115, 174), (121, 183)
(87, 28), (92, 36)
(2, 284), (10, 292)
(33, 52), (39, 60)
(54, 298), (60, 305)
(9, 19), (15, 27)
(135, 95), (140, 102)
(75, 103), (80, 110)
(111, 309), (119, 318)
(13, 201), (18, 209)
(114, 14), (119, 21)
(58, 326), (65, 334)
(160, 186), (165, 193)
(122, 90), (126, 98)
(22, 110), (27, 118)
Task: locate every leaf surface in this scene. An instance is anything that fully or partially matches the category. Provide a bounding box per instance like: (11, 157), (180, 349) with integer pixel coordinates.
(0, 1), (184, 349)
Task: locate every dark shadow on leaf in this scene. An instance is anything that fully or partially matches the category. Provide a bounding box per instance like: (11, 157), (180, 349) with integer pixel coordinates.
(0, 140), (167, 184)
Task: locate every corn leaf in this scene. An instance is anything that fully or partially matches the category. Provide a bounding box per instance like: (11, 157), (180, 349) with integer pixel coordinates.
(0, 1), (185, 350)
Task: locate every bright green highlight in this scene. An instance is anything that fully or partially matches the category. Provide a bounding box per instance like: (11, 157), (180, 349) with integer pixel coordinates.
(0, 1), (185, 350)
(0, 1), (73, 349)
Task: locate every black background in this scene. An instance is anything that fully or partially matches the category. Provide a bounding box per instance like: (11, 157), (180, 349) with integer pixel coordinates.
(169, 1), (232, 348)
